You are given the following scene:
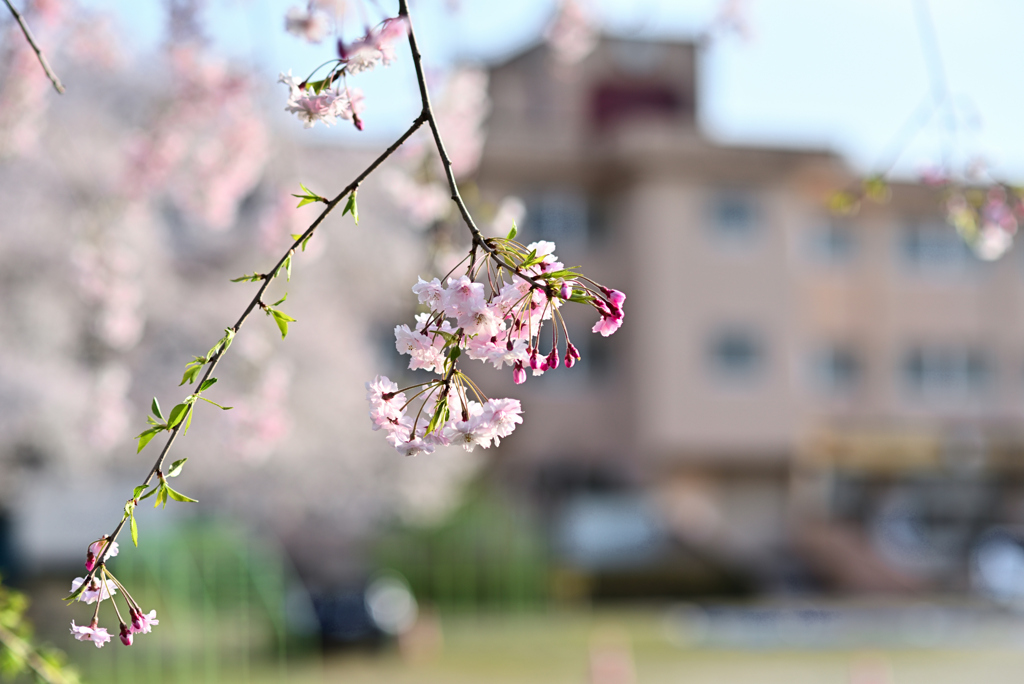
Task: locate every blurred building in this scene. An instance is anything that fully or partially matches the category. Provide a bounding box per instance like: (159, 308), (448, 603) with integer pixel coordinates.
(477, 37), (1024, 595)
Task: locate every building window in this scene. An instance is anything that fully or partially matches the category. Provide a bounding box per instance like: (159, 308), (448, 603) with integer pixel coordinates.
(902, 347), (989, 396)
(810, 346), (861, 393)
(900, 222), (973, 271)
(709, 330), (763, 380)
(806, 220), (857, 265)
(709, 190), (759, 244)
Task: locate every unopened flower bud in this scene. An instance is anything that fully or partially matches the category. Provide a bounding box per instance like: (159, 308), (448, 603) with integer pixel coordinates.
(529, 349), (540, 370)
(513, 361), (526, 385)
(560, 282), (572, 299)
(120, 623), (133, 646)
(546, 349), (559, 370)
(565, 342), (581, 368)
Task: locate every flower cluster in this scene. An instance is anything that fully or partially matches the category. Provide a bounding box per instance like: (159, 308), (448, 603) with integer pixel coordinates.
(945, 184), (1022, 261)
(279, 71), (364, 130)
(67, 536), (158, 648)
(279, 15), (409, 130)
(367, 236), (624, 456)
(340, 17), (410, 74)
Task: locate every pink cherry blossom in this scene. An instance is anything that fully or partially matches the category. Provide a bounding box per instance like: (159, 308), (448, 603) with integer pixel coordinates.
(85, 538), (119, 571)
(411, 277), (444, 309)
(441, 276), (486, 320)
(366, 375), (407, 430)
(130, 609), (159, 634)
(70, 621), (112, 648)
(71, 576), (117, 604)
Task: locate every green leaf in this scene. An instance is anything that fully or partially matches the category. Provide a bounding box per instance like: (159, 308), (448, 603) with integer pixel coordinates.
(133, 485), (148, 499)
(343, 191), (359, 224)
(151, 398), (164, 421)
(506, 223), (517, 240)
(136, 428), (160, 454)
(199, 378), (218, 392)
(63, 582), (87, 602)
(154, 485), (167, 509)
(167, 458), (188, 478)
(167, 403), (189, 428)
(230, 272), (264, 283)
(273, 292), (289, 307)
(184, 403), (195, 434)
(138, 485), (159, 501)
(165, 485), (198, 504)
(286, 254), (293, 281)
(448, 346), (461, 360)
(427, 396), (449, 435)
(268, 308), (296, 338)
(130, 514), (138, 547)
(180, 362), (204, 386)
(200, 396), (233, 410)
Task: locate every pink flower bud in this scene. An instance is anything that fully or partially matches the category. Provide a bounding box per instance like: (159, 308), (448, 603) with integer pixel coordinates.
(85, 554), (95, 572)
(513, 361), (526, 385)
(565, 342), (581, 368)
(600, 286), (626, 308)
(560, 282), (572, 299)
(546, 349), (559, 370)
(120, 623), (133, 646)
(529, 349), (540, 370)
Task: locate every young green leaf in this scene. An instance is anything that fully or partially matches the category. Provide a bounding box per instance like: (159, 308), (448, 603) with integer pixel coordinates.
(136, 428), (160, 454)
(167, 458), (188, 478)
(167, 403), (189, 428)
(132, 485), (148, 500)
(199, 396), (233, 410)
(343, 191), (359, 224)
(63, 582), (88, 602)
(138, 486), (159, 502)
(180, 362), (204, 386)
(427, 397), (450, 435)
(151, 398), (164, 422)
(130, 514), (138, 547)
(506, 223), (517, 240)
(154, 485), (168, 509)
(165, 485), (198, 504)
(267, 308), (296, 338)
(199, 378), (218, 392)
(230, 272), (264, 283)
(273, 292), (289, 307)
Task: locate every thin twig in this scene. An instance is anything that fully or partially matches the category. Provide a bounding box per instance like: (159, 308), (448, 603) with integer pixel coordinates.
(398, 0), (546, 292)
(84, 115), (427, 576)
(3, 0), (65, 94)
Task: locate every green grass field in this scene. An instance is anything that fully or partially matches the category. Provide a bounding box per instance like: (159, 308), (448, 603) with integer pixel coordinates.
(294, 607), (1024, 684)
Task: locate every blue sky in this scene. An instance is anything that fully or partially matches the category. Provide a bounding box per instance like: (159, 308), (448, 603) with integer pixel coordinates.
(98, 0), (1024, 181)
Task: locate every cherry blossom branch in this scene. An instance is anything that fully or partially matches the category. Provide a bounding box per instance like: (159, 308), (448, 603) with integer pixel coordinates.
(80, 113), (427, 581)
(398, 0), (546, 292)
(3, 0), (64, 94)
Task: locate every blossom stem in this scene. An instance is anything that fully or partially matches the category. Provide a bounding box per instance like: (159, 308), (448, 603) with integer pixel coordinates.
(84, 112), (430, 583)
(398, 0), (545, 292)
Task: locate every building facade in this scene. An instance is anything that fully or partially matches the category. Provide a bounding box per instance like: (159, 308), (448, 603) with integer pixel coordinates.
(477, 38), (1024, 595)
